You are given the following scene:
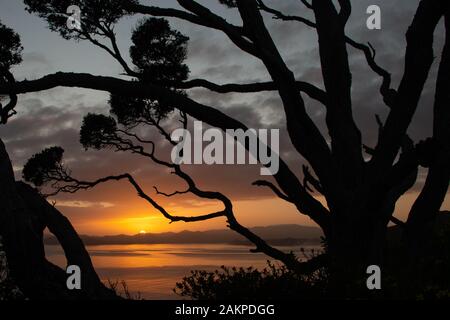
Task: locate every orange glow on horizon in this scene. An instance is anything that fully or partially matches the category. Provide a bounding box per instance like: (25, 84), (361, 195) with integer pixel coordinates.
(57, 191), (450, 236)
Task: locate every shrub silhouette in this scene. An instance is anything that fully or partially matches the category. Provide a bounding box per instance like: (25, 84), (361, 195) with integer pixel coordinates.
(174, 262), (328, 300)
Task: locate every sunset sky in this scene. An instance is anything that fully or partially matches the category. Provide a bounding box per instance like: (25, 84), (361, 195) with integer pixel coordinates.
(0, 0), (448, 235)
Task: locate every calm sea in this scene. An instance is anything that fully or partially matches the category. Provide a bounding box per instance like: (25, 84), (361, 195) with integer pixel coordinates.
(45, 243), (320, 299)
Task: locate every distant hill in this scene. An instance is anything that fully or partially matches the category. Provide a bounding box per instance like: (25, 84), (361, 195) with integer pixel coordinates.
(45, 224), (323, 246)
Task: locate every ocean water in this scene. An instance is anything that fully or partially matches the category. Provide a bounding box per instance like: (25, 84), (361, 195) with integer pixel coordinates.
(45, 243), (321, 299)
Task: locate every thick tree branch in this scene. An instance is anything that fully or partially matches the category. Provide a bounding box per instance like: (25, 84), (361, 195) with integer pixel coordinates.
(124, 1), (260, 57)
(312, 0), (364, 193)
(407, 11), (450, 234)
(0, 68), (18, 124)
(257, 0), (316, 28)
(258, 1), (395, 108)
(387, 137), (419, 188)
(42, 157), (319, 273)
(337, 0), (351, 25)
(371, 0), (448, 176)
(236, 1), (334, 198)
(127, 0), (335, 202)
(179, 79), (328, 105)
(345, 39), (396, 108)
(53, 172), (227, 223)
(0, 71), (331, 232)
(252, 180), (292, 203)
(302, 165), (323, 194)
(15, 182), (116, 298)
(390, 216), (406, 227)
(300, 0), (313, 10)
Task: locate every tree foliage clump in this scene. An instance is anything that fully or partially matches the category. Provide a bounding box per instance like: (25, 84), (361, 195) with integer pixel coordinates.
(130, 18), (189, 85)
(110, 17), (190, 127)
(109, 91), (173, 127)
(24, 0), (137, 40)
(0, 21), (21, 124)
(80, 113), (118, 150)
(0, 21), (23, 69)
(22, 146), (65, 187)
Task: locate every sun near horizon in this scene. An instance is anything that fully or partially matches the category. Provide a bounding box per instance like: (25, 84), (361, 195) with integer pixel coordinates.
(52, 191), (450, 236)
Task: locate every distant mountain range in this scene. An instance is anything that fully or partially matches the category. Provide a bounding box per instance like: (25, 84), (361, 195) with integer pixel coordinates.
(45, 224), (323, 246)
(45, 212), (450, 246)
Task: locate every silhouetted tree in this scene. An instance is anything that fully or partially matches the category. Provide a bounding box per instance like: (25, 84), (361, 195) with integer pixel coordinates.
(0, 20), (118, 299)
(0, 141), (119, 299)
(0, 21), (21, 124)
(0, 0), (448, 296)
(0, 22), (22, 68)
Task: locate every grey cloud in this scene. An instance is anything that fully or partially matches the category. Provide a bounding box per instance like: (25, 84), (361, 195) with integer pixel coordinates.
(0, 0), (447, 224)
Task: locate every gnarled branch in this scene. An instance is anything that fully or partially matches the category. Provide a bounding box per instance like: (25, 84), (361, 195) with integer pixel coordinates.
(178, 79), (328, 105)
(0, 71), (331, 232)
(252, 180), (292, 203)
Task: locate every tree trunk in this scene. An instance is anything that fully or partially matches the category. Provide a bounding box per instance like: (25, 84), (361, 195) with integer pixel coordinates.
(325, 200), (390, 297)
(0, 139), (118, 300)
